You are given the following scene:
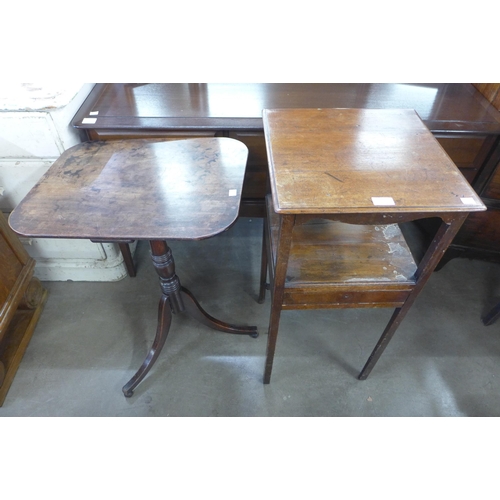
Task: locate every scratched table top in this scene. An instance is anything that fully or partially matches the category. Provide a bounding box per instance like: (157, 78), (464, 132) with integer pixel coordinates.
(263, 108), (485, 215)
(9, 138), (249, 241)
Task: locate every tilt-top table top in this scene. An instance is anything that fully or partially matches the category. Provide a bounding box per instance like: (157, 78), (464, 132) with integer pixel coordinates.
(9, 137), (249, 241)
(8, 136), (257, 397)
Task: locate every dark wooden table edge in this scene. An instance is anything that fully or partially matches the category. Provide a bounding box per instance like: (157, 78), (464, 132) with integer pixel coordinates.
(71, 84), (500, 135)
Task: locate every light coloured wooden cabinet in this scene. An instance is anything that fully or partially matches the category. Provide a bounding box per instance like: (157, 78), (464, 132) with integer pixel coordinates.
(0, 212), (47, 405)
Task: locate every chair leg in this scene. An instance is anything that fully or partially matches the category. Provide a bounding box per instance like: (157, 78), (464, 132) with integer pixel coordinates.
(258, 219), (268, 304)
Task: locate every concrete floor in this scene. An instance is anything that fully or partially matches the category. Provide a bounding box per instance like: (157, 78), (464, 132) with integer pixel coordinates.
(2, 217), (500, 416)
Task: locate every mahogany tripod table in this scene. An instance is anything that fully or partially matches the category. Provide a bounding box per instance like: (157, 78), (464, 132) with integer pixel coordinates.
(259, 108), (486, 383)
(9, 138), (258, 397)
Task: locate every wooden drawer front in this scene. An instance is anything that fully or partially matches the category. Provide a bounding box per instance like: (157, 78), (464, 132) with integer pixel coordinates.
(435, 135), (488, 183)
(228, 132), (268, 199)
(240, 164), (267, 199)
(0, 236), (23, 305)
(436, 136), (487, 166)
(482, 160), (500, 200)
(282, 286), (411, 309)
(88, 129), (217, 141)
(452, 208), (500, 252)
(228, 132), (267, 166)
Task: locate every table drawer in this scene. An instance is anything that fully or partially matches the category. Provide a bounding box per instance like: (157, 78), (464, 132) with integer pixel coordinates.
(481, 161), (500, 200)
(87, 129), (218, 141)
(435, 135), (489, 183)
(229, 132), (268, 200)
(241, 164), (267, 199)
(452, 206), (500, 252)
(282, 287), (411, 309)
(228, 131), (267, 165)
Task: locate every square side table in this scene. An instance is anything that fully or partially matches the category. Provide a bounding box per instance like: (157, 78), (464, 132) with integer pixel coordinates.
(259, 108), (486, 382)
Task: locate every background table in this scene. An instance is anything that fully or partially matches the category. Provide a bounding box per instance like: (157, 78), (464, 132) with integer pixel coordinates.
(9, 137), (257, 396)
(71, 83), (500, 269)
(258, 108), (486, 382)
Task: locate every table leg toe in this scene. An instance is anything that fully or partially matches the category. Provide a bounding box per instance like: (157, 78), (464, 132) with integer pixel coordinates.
(122, 295), (172, 397)
(180, 287), (258, 337)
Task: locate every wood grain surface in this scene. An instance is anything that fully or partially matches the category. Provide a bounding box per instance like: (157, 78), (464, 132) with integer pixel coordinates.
(9, 138), (249, 241)
(263, 108), (485, 214)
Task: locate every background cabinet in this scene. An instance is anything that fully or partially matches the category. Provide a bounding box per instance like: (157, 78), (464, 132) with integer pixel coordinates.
(0, 211), (47, 405)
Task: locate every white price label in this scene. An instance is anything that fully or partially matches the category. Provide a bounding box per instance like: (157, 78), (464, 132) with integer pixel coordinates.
(371, 197), (395, 206)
